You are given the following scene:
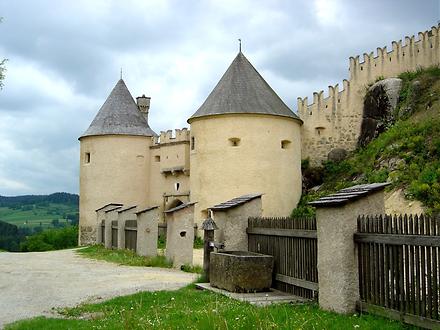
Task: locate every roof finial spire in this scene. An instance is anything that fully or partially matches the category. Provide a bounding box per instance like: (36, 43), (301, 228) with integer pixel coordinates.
(238, 38), (242, 53)
(120, 67), (123, 80)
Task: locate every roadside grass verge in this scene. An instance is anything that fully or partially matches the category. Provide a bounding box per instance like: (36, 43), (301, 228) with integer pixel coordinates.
(77, 245), (172, 268)
(5, 285), (411, 329)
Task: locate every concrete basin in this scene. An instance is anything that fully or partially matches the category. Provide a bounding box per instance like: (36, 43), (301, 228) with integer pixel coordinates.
(210, 251), (274, 293)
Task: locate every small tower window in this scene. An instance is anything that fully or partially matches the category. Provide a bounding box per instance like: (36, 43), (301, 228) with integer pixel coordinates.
(85, 152), (91, 164)
(281, 140), (291, 149)
(315, 127), (325, 136)
(175, 182), (180, 191)
(229, 137), (241, 147)
(191, 136), (195, 150)
(155, 155), (160, 162)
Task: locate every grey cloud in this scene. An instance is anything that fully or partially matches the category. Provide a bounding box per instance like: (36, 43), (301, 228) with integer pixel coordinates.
(0, 0), (437, 195)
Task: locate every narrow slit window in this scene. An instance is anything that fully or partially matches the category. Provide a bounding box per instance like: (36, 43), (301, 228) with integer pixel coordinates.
(229, 137), (240, 147)
(85, 152), (91, 164)
(191, 136), (195, 150)
(281, 140), (291, 149)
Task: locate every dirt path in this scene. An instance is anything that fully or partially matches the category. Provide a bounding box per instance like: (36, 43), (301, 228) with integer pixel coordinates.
(0, 249), (197, 328)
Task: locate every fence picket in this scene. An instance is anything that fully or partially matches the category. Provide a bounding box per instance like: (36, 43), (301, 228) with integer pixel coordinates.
(355, 213), (440, 328)
(247, 216), (317, 299)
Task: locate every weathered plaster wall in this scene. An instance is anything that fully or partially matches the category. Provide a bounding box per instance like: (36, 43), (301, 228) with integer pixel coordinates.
(212, 197), (262, 251)
(79, 135), (151, 245)
(316, 191), (385, 314)
(190, 114), (302, 226)
(165, 205), (194, 268)
(300, 25), (440, 165)
(136, 207), (159, 257)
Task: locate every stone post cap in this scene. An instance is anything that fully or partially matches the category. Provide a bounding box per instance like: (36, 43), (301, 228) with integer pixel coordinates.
(201, 217), (218, 231)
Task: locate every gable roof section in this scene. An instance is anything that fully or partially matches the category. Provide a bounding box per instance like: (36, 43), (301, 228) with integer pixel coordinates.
(188, 52), (301, 123)
(80, 79), (156, 139)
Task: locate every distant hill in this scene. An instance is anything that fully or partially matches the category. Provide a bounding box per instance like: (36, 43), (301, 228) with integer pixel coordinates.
(0, 192), (78, 207)
(0, 192), (78, 230)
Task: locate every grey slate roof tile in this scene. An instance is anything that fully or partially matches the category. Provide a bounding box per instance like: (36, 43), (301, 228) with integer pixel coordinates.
(164, 202), (197, 214)
(117, 205), (137, 213)
(188, 52), (301, 123)
(80, 79), (156, 138)
(210, 193), (263, 211)
(95, 203), (123, 212)
(308, 183), (390, 207)
(135, 206), (160, 215)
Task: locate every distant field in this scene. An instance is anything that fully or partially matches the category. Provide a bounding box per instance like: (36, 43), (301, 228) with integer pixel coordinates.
(0, 203), (78, 229)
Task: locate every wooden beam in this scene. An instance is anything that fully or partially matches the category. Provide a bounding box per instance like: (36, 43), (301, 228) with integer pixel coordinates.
(247, 227), (317, 239)
(354, 233), (440, 246)
(275, 273), (319, 291)
(357, 301), (440, 329)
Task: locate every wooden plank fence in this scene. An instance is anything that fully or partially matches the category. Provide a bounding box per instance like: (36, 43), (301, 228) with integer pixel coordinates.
(125, 220), (137, 251)
(111, 220), (118, 248)
(100, 220), (105, 244)
(355, 214), (440, 329)
(247, 216), (318, 299)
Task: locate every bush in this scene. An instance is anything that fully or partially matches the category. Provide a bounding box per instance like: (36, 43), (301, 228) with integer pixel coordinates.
(20, 226), (78, 252)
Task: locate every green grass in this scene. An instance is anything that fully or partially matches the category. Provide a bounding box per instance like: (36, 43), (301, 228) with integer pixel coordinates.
(180, 263), (203, 274)
(5, 285), (411, 329)
(77, 245), (172, 268)
(0, 202), (77, 229)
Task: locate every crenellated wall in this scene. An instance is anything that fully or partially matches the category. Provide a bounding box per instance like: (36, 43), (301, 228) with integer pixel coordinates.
(299, 25), (440, 165)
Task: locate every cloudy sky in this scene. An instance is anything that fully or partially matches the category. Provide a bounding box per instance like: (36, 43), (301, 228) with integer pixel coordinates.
(0, 0), (438, 196)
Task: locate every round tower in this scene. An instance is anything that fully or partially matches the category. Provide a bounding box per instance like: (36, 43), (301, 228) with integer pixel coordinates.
(188, 52), (302, 225)
(78, 79), (156, 245)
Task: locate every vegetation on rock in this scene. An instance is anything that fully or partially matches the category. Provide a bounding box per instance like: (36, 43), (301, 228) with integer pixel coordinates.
(296, 66), (440, 216)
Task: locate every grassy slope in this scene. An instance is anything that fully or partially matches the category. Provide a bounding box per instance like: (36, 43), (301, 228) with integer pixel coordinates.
(296, 66), (440, 216)
(0, 203), (77, 228)
(6, 285), (411, 330)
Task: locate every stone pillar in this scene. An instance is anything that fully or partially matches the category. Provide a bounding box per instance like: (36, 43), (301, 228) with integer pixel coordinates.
(95, 203), (123, 244)
(136, 206), (159, 257)
(165, 203), (195, 268)
(310, 183), (388, 314)
(117, 206), (137, 250)
(104, 207), (122, 249)
(210, 194), (262, 251)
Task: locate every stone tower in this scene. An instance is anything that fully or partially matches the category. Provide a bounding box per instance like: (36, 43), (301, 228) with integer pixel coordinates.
(78, 79), (156, 245)
(188, 52), (303, 224)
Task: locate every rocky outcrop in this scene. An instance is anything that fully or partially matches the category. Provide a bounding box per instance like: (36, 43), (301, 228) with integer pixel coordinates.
(358, 78), (402, 147)
(328, 148), (348, 162)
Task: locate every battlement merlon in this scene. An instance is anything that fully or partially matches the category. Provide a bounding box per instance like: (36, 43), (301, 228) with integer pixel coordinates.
(348, 25), (440, 82)
(151, 128), (190, 145)
(300, 24), (439, 118)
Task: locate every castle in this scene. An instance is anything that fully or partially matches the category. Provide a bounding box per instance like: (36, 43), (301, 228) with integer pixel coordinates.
(79, 25), (440, 245)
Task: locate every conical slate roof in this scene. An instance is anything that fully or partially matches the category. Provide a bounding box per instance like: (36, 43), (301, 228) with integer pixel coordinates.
(80, 79), (156, 139)
(188, 52), (301, 123)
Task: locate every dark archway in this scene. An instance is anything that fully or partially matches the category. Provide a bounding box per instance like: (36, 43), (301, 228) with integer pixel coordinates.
(166, 199), (183, 210)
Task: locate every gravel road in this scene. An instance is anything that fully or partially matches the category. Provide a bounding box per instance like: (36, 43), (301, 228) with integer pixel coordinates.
(0, 249), (197, 328)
